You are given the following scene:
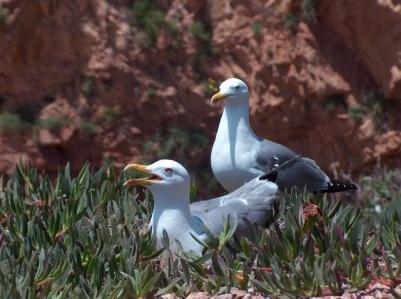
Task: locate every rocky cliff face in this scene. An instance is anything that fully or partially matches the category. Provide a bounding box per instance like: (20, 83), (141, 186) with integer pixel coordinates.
(0, 0), (400, 191)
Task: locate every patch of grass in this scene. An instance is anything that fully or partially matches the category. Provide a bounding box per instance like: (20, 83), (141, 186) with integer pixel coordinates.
(0, 104), (43, 134)
(166, 21), (182, 50)
(167, 21), (179, 35)
(301, 0), (318, 23)
(251, 21), (263, 39)
(348, 106), (366, 122)
(0, 112), (27, 133)
(146, 87), (157, 99)
(322, 94), (346, 112)
(189, 20), (217, 63)
(38, 116), (70, 132)
(283, 12), (299, 30)
(189, 21), (210, 41)
(131, 0), (165, 47)
(347, 90), (392, 128)
(193, 43), (218, 63)
(80, 75), (95, 98)
(267, 47), (274, 59)
(80, 119), (97, 135)
(0, 5), (8, 25)
(284, 0), (319, 31)
(97, 106), (121, 124)
(364, 90), (391, 129)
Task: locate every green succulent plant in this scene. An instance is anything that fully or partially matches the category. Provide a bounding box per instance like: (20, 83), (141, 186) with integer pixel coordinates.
(0, 162), (400, 297)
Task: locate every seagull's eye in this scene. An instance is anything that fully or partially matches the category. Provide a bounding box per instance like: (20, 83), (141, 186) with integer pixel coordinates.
(164, 168), (173, 175)
(235, 85), (240, 90)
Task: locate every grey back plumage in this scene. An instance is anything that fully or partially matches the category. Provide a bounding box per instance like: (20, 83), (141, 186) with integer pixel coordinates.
(255, 139), (297, 170)
(190, 177), (278, 236)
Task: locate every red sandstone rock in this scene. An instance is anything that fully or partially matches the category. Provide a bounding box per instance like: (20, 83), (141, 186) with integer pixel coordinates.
(318, 0), (401, 98)
(0, 0), (400, 183)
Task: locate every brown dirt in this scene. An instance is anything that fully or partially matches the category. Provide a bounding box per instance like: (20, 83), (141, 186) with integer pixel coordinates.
(160, 281), (401, 298)
(0, 0), (400, 188)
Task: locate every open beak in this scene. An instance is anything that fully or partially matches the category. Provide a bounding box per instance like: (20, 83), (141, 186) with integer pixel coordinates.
(211, 91), (227, 104)
(123, 163), (162, 186)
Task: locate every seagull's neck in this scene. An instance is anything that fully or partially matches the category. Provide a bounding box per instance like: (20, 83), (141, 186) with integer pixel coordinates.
(151, 188), (194, 230)
(217, 101), (258, 143)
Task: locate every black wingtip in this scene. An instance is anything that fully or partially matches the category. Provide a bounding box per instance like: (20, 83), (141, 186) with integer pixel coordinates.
(259, 170), (278, 183)
(322, 180), (358, 193)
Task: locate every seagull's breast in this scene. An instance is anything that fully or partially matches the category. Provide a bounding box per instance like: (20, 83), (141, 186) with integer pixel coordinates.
(153, 209), (203, 254)
(211, 127), (262, 192)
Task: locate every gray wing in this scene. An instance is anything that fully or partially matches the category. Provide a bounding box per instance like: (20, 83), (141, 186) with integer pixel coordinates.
(272, 156), (329, 192)
(190, 178), (278, 236)
(254, 139), (298, 172)
(255, 140), (329, 192)
(190, 195), (224, 214)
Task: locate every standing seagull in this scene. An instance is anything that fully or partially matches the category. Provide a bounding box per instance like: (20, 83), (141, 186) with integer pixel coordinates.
(210, 78), (357, 193)
(124, 159), (278, 255)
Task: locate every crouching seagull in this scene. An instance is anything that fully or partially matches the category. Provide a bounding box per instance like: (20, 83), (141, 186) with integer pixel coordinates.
(210, 77), (357, 193)
(124, 159), (278, 255)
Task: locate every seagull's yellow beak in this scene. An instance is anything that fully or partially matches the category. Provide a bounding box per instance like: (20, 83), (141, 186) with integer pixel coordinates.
(211, 91), (227, 104)
(123, 163), (162, 186)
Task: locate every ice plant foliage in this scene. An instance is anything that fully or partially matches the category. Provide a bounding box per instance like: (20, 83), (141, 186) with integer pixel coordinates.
(0, 163), (400, 297)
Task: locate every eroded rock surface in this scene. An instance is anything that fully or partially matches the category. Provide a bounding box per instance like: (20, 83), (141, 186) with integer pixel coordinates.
(0, 0), (400, 185)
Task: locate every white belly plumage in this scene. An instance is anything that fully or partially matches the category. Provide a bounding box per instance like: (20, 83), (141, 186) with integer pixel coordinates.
(211, 145), (262, 192)
(211, 108), (263, 192)
(153, 210), (204, 254)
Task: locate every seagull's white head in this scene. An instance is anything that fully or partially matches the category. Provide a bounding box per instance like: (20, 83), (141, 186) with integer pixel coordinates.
(124, 159), (190, 193)
(211, 78), (249, 106)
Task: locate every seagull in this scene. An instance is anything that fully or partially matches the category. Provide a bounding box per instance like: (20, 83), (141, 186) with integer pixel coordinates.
(124, 159), (278, 255)
(210, 77), (357, 193)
